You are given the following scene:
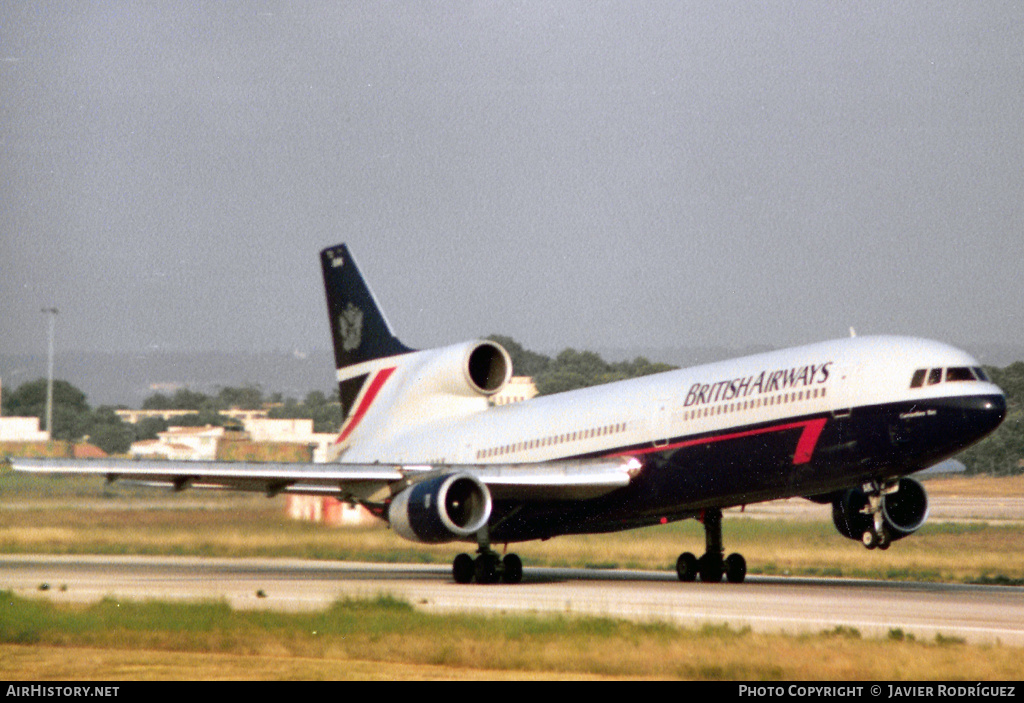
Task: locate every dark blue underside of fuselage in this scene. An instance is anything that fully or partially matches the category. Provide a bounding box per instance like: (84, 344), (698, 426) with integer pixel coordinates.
(487, 393), (1005, 543)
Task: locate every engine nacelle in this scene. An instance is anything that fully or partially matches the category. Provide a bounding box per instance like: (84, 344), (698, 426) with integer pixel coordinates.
(388, 473), (492, 544)
(410, 339), (513, 398)
(831, 477), (929, 543)
(464, 340), (512, 395)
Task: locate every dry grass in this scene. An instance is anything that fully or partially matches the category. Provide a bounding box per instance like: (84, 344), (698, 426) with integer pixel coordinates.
(0, 442), (73, 459)
(1, 594), (1021, 680)
(0, 644), (594, 680)
(4, 637), (1016, 680)
(923, 474), (1024, 497)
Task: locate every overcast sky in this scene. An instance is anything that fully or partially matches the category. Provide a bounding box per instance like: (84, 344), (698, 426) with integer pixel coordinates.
(2, 2), (1023, 361)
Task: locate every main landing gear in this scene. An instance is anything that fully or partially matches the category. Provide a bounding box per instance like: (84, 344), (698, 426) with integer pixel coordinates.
(675, 508), (747, 584)
(452, 526), (523, 585)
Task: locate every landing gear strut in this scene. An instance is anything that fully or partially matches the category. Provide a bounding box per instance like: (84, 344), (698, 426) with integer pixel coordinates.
(452, 526), (523, 585)
(676, 508), (746, 583)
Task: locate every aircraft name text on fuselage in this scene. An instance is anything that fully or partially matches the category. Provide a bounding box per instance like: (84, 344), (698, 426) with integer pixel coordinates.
(683, 361), (834, 408)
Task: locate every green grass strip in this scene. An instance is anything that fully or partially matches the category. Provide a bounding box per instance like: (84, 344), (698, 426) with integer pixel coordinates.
(2, 590), (1022, 680)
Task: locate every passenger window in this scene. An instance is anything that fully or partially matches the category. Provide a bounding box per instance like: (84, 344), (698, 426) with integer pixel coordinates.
(927, 368), (943, 385)
(910, 369), (926, 388)
(946, 367), (975, 382)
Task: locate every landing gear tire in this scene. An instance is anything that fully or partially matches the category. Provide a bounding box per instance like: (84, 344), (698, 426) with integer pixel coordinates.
(861, 527), (890, 550)
(501, 554), (523, 584)
(455, 549), (524, 584)
(678, 509), (748, 585)
(453, 553), (475, 584)
(676, 552), (698, 582)
(725, 552), (746, 584)
(698, 554), (724, 583)
(465, 525), (523, 585)
(474, 552), (501, 584)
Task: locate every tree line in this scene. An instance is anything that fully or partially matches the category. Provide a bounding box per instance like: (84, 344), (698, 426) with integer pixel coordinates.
(141, 385), (341, 434)
(955, 362), (1024, 476)
(486, 335), (677, 395)
(2, 379), (139, 456)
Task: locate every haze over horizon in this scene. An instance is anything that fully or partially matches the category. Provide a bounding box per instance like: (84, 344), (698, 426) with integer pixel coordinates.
(3, 3), (1023, 367)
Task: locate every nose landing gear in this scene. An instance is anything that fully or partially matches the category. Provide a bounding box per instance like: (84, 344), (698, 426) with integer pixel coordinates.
(860, 480), (896, 550)
(675, 508), (747, 583)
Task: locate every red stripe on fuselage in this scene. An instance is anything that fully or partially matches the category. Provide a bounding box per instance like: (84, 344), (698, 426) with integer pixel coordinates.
(612, 417), (828, 466)
(793, 417), (827, 464)
(335, 367), (397, 444)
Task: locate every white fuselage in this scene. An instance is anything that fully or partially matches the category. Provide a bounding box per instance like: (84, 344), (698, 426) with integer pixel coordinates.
(340, 335), (1001, 467)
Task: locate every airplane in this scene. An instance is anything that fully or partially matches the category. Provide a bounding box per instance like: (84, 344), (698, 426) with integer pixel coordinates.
(10, 243), (1007, 585)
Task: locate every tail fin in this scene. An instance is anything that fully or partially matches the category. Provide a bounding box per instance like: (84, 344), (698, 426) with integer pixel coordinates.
(321, 244), (413, 420)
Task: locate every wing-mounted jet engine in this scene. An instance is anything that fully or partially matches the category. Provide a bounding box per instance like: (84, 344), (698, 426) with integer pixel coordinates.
(830, 477), (929, 549)
(389, 472), (493, 543)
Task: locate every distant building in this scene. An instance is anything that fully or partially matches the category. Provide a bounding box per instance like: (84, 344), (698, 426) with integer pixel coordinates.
(239, 417), (337, 462)
(244, 417), (316, 442)
(0, 376), (50, 442)
(115, 408), (270, 424)
(117, 407), (341, 461)
(126, 415), (338, 463)
(130, 425), (226, 461)
(491, 376), (538, 405)
(0, 416), (50, 442)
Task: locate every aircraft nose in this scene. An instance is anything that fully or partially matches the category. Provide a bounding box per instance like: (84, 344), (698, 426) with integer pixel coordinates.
(966, 393), (1007, 437)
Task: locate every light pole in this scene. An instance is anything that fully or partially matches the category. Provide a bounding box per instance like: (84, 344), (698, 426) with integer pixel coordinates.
(41, 307), (59, 437)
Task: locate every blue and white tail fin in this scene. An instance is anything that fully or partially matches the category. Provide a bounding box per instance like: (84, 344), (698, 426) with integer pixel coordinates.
(320, 244), (415, 439)
(321, 244), (412, 369)
(321, 243), (512, 457)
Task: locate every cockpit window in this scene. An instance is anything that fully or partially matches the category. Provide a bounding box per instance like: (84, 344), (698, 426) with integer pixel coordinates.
(946, 367), (976, 382)
(912, 366), (988, 388)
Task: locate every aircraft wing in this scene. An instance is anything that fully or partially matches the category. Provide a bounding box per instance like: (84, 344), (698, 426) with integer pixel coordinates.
(464, 457), (641, 500)
(6, 456), (641, 503)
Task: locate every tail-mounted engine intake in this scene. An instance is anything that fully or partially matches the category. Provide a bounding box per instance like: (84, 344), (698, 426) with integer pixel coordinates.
(831, 476), (929, 549)
(389, 473), (493, 544)
(409, 340), (513, 399)
(465, 341), (512, 395)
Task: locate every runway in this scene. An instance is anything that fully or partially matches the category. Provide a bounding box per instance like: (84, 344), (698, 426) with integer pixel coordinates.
(2, 554), (1022, 646)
